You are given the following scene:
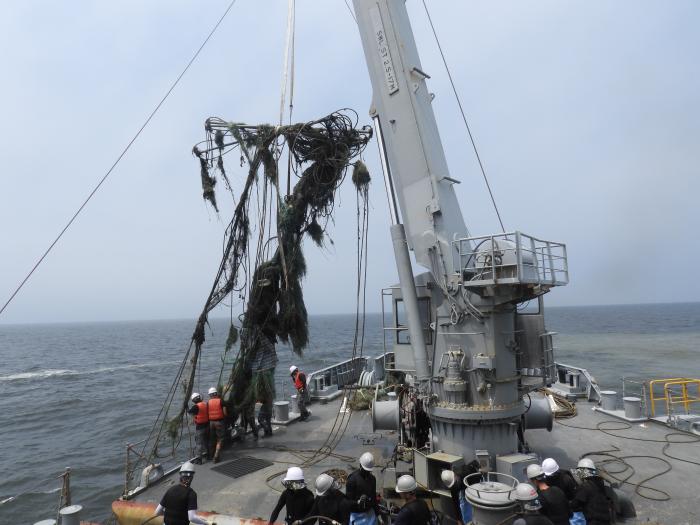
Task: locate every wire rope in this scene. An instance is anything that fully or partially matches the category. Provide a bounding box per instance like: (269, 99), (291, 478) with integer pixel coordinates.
(0, 0), (239, 318)
(420, 0), (506, 233)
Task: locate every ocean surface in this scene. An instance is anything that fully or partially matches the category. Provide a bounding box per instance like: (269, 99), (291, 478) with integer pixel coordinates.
(1, 303), (699, 524)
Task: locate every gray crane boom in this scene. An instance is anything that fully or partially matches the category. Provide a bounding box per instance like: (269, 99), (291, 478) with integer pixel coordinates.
(352, 0), (569, 473)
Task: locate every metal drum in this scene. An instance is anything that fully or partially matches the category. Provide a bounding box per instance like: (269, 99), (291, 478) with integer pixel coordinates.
(59, 505), (83, 525)
(464, 472), (519, 525)
(600, 390), (617, 411)
(273, 401), (290, 421)
(623, 396), (642, 419)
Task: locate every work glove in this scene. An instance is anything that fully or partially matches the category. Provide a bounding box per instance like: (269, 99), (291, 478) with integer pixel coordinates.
(357, 494), (369, 511)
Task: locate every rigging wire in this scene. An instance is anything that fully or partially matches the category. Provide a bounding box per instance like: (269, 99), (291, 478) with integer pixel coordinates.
(343, 0), (358, 24)
(420, 0), (506, 234)
(0, 0), (239, 318)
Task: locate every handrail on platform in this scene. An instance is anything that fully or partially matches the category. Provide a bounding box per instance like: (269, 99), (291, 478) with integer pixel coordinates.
(648, 378), (700, 417)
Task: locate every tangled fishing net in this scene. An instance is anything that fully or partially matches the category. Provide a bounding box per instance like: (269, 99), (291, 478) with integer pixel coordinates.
(177, 109), (372, 419)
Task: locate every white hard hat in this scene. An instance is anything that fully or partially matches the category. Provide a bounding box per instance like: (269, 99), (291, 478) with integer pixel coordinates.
(190, 392), (201, 402)
(180, 461), (196, 475)
(577, 457), (595, 470)
(395, 474), (417, 493)
(514, 482), (538, 502)
(283, 466), (304, 482)
(542, 458), (559, 476)
(314, 473), (334, 496)
(290, 365), (299, 374)
(526, 463), (544, 480)
(208, 387), (218, 395)
(360, 452), (375, 472)
(441, 470), (456, 489)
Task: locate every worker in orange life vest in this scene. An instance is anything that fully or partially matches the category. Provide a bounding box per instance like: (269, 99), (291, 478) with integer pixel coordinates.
(207, 386), (228, 463)
(289, 365), (310, 421)
(188, 392), (210, 463)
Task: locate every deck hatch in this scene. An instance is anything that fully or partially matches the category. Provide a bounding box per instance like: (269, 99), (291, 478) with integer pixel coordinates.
(211, 456), (274, 479)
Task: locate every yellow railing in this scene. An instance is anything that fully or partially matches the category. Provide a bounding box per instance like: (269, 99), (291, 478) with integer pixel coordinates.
(648, 378), (700, 417)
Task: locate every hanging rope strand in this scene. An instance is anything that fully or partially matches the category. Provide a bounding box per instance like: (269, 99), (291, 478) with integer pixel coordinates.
(420, 0), (506, 233)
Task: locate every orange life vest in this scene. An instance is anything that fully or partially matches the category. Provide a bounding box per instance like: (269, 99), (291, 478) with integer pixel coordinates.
(193, 401), (209, 425)
(208, 397), (224, 421)
(293, 371), (306, 391)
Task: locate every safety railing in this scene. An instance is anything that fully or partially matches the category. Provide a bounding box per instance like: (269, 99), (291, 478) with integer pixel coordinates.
(306, 356), (367, 395)
(453, 231), (568, 288)
(648, 378), (700, 417)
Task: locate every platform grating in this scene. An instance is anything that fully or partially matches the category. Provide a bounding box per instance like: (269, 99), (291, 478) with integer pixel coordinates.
(211, 456), (274, 479)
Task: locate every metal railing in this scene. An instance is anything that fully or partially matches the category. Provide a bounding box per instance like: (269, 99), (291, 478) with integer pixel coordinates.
(648, 378), (700, 417)
(306, 356), (367, 395)
(454, 231), (568, 287)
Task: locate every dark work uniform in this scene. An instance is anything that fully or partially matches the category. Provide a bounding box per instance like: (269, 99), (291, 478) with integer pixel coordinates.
(269, 487), (314, 524)
(447, 482), (463, 522)
(513, 514), (555, 525)
(306, 489), (358, 525)
(538, 486), (571, 525)
(545, 470), (578, 500)
(345, 469), (376, 503)
(571, 476), (612, 525)
(160, 484), (197, 525)
(393, 499), (431, 525)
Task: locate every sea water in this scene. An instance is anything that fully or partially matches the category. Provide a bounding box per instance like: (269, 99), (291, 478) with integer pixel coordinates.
(1, 303), (698, 523)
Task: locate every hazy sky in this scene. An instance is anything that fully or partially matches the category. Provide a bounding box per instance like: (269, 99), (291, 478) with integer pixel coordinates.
(1, 1), (698, 324)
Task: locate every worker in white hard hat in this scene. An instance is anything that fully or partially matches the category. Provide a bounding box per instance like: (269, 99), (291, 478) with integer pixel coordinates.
(393, 475), (431, 525)
(346, 451), (378, 525)
(207, 386), (228, 463)
(302, 472), (358, 525)
(541, 457), (577, 500)
(289, 365), (310, 421)
(526, 464), (571, 525)
(571, 458), (612, 525)
(268, 466), (314, 525)
(512, 482), (554, 525)
(441, 468), (473, 525)
(155, 461), (214, 525)
(188, 392), (210, 462)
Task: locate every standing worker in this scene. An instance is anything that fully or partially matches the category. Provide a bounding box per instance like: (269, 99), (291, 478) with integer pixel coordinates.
(268, 466), (314, 525)
(571, 458), (612, 525)
(289, 365), (310, 421)
(541, 458), (577, 501)
(188, 392), (209, 463)
(207, 386), (227, 463)
(512, 483), (554, 525)
(346, 452), (378, 525)
(526, 464), (571, 525)
(392, 475), (431, 525)
(155, 461), (212, 525)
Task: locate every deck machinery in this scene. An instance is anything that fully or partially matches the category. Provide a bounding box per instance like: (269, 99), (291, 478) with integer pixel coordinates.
(353, 0), (568, 476)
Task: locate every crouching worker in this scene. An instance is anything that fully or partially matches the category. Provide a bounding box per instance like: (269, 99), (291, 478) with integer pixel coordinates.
(155, 461), (214, 525)
(441, 469), (472, 525)
(512, 483), (554, 525)
(393, 475), (431, 525)
(302, 473), (357, 525)
(269, 467), (314, 525)
(571, 458), (613, 525)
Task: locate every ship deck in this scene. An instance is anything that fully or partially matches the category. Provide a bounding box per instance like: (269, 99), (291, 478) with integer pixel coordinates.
(129, 396), (700, 525)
